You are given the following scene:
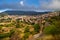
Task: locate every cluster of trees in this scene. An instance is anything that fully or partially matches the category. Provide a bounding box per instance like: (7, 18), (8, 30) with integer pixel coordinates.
(44, 15), (60, 36)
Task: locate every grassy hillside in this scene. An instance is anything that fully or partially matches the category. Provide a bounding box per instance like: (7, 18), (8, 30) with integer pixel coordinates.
(37, 14), (60, 40)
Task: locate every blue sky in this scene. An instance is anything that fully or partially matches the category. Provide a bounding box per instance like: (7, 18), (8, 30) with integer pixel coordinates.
(0, 0), (60, 12)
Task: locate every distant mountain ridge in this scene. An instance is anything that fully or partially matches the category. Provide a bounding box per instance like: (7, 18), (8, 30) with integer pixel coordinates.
(0, 9), (9, 13)
(1, 10), (49, 15)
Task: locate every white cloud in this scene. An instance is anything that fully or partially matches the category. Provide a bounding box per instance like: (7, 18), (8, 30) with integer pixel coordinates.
(20, 1), (24, 6)
(49, 0), (60, 9)
(41, 0), (60, 10)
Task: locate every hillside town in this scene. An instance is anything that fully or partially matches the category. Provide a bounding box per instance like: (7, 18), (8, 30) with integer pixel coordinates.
(0, 12), (59, 25)
(0, 12), (60, 40)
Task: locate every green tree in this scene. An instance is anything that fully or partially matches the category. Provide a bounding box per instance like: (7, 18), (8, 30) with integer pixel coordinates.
(44, 25), (57, 35)
(24, 32), (30, 40)
(24, 26), (29, 33)
(16, 19), (21, 28)
(24, 26), (30, 40)
(33, 24), (40, 33)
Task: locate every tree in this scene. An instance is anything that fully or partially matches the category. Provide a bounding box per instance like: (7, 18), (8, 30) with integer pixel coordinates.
(44, 25), (56, 35)
(24, 26), (30, 40)
(24, 26), (29, 33)
(16, 19), (21, 28)
(24, 32), (30, 40)
(33, 24), (40, 33)
(44, 21), (60, 40)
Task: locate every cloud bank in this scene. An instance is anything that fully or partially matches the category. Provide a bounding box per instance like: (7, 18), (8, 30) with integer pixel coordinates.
(41, 0), (60, 10)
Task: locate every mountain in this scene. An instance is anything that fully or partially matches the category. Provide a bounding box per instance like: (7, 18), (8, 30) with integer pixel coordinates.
(1, 10), (49, 15)
(0, 9), (9, 13)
